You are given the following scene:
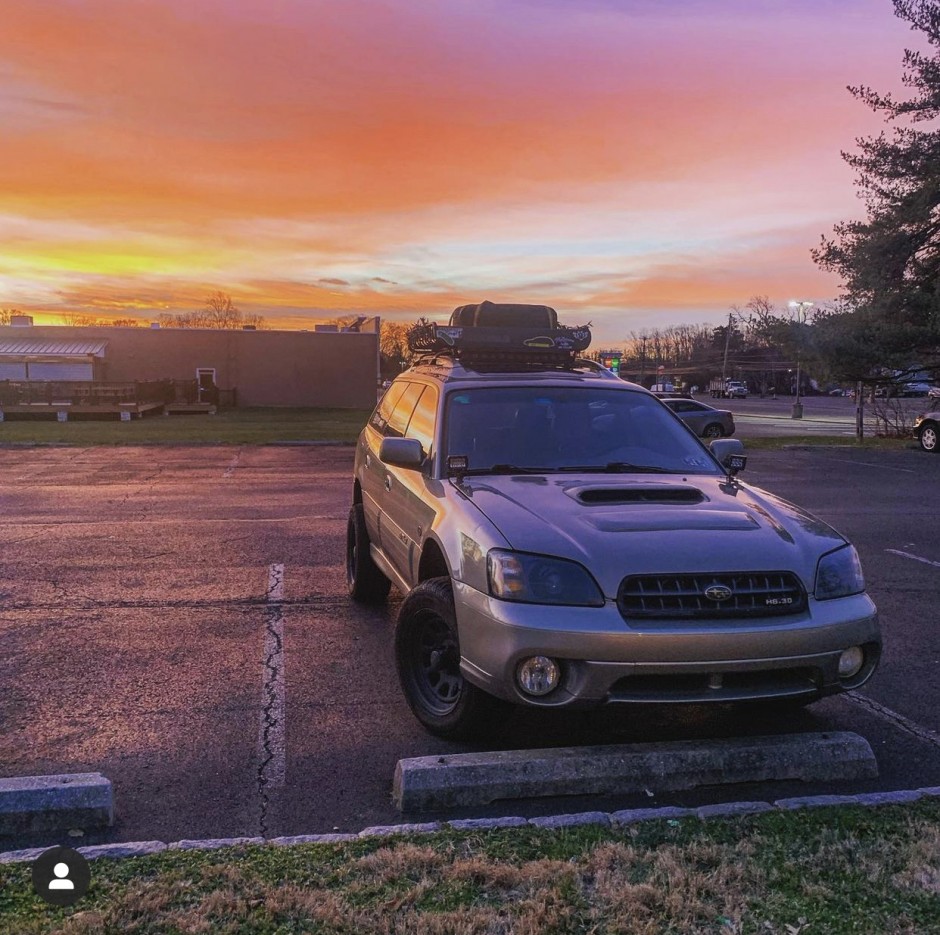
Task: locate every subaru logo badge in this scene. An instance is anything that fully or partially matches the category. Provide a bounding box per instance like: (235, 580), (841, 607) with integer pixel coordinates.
(704, 584), (733, 602)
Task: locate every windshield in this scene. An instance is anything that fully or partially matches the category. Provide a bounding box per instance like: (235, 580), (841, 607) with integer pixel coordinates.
(444, 386), (722, 475)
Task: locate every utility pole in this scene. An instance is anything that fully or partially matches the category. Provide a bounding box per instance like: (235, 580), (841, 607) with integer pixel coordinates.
(788, 301), (813, 419)
(721, 310), (733, 384)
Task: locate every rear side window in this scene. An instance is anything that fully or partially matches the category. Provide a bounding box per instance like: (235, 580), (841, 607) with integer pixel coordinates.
(371, 381), (408, 431)
(405, 385), (439, 454)
(385, 382), (425, 438)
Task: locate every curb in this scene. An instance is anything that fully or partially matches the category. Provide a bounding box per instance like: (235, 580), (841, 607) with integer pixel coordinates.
(2, 786), (939, 864)
(0, 774), (113, 837)
(392, 732), (878, 811)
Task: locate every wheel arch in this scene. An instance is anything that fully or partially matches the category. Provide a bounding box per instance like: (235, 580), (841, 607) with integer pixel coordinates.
(418, 536), (450, 582)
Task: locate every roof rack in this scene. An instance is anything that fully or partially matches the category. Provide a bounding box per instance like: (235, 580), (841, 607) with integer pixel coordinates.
(407, 303), (592, 371)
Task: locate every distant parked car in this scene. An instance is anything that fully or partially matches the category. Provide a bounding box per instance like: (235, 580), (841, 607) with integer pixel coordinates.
(902, 382), (932, 397)
(661, 397), (735, 438)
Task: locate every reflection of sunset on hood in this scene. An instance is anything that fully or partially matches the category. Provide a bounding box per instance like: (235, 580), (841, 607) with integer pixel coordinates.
(0, 0), (913, 342)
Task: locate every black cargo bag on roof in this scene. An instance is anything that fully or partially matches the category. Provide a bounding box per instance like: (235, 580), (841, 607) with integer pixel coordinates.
(449, 300), (558, 329)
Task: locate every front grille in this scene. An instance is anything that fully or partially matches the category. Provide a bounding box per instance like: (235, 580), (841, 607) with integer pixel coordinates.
(617, 571), (806, 620)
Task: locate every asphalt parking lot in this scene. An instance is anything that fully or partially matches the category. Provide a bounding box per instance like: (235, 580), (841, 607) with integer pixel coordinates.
(1, 442), (939, 851)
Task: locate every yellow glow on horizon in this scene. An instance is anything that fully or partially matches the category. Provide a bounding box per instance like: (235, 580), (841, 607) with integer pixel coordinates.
(4, 246), (223, 277)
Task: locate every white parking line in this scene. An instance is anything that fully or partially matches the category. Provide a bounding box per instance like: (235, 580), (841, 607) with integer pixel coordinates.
(260, 563), (286, 790)
(818, 458), (917, 474)
(847, 691), (940, 750)
(885, 549), (940, 569)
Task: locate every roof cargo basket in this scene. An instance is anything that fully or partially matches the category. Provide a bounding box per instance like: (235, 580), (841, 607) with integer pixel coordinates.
(407, 302), (591, 369)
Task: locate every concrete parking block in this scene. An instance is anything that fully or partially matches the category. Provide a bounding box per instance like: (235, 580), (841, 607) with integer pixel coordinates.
(0, 773), (113, 835)
(393, 732), (878, 812)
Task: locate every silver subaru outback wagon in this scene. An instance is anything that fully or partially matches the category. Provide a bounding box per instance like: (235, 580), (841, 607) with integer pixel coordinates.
(347, 306), (880, 738)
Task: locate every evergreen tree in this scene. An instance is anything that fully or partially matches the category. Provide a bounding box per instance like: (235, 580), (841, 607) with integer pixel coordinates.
(813, 0), (940, 378)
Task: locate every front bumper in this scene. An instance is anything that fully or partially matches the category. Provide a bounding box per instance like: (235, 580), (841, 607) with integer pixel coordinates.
(452, 581), (881, 707)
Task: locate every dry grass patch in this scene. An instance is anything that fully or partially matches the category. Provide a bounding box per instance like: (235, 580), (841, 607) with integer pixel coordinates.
(3, 802), (940, 934)
(583, 839), (759, 934)
(892, 820), (940, 896)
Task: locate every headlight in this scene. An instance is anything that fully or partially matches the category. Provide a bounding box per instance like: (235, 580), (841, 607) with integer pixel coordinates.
(487, 550), (604, 606)
(815, 545), (865, 600)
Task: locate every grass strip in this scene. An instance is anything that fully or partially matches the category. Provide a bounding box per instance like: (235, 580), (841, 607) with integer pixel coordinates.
(0, 408), (372, 446)
(0, 411), (915, 450)
(1, 800), (938, 934)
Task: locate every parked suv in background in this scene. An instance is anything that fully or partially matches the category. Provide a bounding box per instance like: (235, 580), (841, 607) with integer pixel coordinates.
(347, 303), (881, 738)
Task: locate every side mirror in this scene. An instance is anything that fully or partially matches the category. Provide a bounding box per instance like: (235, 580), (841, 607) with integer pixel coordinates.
(380, 437), (424, 469)
(709, 438), (747, 475)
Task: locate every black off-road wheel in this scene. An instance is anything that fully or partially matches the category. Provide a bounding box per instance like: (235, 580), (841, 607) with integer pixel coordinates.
(346, 504), (391, 604)
(395, 576), (508, 739)
(919, 421), (939, 453)
(703, 423), (725, 439)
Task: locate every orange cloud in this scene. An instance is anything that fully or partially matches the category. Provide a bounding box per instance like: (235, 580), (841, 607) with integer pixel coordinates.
(0, 0), (915, 341)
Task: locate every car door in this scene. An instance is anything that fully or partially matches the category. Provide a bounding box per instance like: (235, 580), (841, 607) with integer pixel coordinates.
(381, 383), (439, 584)
(360, 380), (410, 545)
(375, 382), (425, 575)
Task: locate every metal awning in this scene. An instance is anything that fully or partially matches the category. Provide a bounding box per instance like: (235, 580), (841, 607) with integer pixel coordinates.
(0, 340), (108, 358)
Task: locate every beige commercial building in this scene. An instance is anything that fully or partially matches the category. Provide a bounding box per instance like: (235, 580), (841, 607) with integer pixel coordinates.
(0, 323), (379, 409)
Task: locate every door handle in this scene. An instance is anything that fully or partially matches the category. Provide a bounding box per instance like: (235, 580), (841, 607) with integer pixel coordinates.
(384, 475), (392, 491)
(365, 454), (372, 468)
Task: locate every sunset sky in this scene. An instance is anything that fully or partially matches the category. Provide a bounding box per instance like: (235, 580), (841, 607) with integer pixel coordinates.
(0, 0), (919, 344)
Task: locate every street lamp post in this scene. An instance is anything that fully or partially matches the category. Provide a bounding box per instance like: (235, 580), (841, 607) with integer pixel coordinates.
(788, 300), (814, 419)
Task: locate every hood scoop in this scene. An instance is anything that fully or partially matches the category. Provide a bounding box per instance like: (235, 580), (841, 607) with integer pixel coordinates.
(571, 485), (705, 506)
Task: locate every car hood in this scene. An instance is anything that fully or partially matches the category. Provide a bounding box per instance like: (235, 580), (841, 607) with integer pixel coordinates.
(458, 474), (846, 596)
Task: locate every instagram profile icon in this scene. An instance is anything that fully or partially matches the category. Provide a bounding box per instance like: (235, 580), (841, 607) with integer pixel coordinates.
(31, 846), (91, 907)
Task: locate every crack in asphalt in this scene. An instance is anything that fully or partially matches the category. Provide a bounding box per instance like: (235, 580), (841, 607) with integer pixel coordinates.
(258, 564), (286, 838)
(112, 468), (163, 520)
(223, 449), (243, 479)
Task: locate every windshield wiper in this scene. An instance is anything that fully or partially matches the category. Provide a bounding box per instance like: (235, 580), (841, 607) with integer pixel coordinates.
(461, 464), (556, 476)
(557, 462), (676, 474)
(461, 462), (678, 476)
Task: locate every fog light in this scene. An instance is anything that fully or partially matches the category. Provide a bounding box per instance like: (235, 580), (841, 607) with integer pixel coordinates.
(838, 646), (865, 679)
(516, 656), (560, 696)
